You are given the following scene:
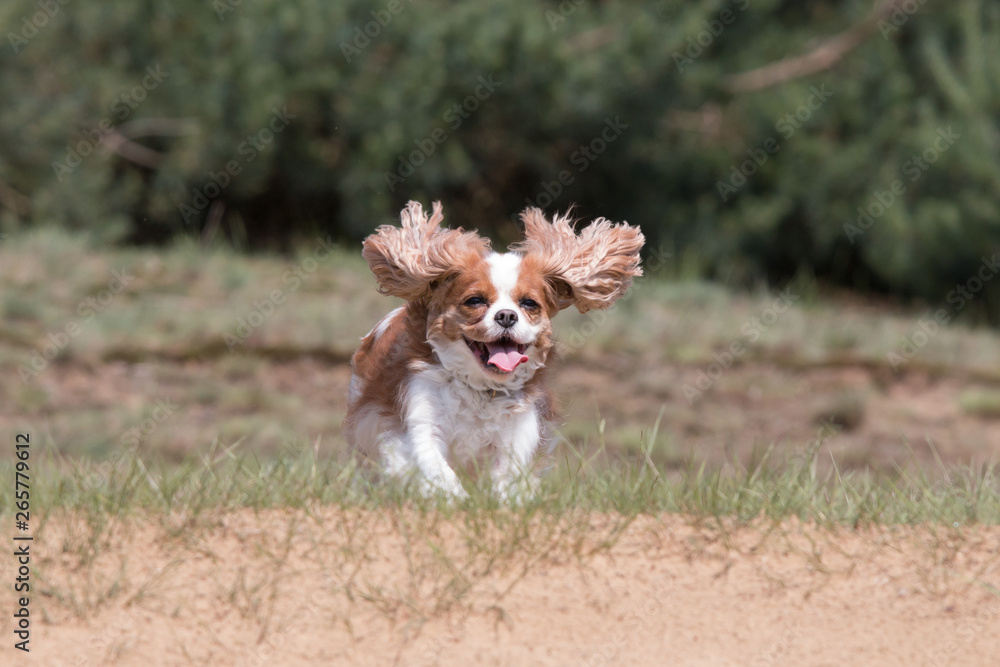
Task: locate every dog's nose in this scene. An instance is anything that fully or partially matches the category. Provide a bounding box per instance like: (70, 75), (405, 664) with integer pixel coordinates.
(494, 309), (518, 328)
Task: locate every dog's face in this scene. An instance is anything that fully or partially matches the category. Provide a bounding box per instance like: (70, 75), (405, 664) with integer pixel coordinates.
(424, 251), (558, 387)
(362, 201), (644, 389)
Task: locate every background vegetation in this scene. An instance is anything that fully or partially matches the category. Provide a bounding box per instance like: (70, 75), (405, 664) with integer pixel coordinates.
(2, 0), (999, 316)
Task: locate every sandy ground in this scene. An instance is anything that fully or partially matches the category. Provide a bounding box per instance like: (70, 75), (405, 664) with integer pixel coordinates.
(4, 510), (999, 666)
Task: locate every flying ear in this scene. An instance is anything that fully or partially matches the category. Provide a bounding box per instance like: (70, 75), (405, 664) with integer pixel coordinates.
(362, 201), (490, 301)
(511, 208), (644, 313)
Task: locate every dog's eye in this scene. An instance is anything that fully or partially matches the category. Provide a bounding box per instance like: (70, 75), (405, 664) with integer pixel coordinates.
(464, 296), (487, 307)
(519, 298), (540, 310)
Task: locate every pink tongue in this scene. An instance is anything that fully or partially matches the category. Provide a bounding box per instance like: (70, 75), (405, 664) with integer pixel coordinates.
(486, 341), (529, 372)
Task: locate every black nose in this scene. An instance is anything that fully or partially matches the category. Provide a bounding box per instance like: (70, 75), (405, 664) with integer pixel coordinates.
(494, 309), (518, 328)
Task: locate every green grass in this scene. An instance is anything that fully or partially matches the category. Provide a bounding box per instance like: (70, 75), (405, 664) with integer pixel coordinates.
(5, 435), (998, 528)
(7, 430), (998, 626)
(5, 423), (998, 633)
(3, 227), (1000, 529)
(4, 225), (1000, 469)
(3, 226), (1000, 380)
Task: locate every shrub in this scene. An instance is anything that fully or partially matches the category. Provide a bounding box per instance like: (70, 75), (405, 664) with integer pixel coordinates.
(1, 0), (998, 318)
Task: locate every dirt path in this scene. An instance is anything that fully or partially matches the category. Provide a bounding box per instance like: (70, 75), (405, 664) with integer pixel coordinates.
(6, 511), (999, 666)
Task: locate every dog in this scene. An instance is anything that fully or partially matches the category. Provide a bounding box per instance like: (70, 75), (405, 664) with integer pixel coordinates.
(344, 201), (644, 498)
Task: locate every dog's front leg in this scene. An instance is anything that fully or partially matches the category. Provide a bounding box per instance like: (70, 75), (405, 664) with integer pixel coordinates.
(402, 376), (466, 497)
(493, 408), (541, 502)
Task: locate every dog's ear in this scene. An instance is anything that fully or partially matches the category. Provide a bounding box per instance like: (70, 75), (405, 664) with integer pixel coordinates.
(362, 201), (490, 301)
(511, 207), (644, 313)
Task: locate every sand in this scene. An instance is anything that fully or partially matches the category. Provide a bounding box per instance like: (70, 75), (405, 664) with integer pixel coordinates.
(5, 509), (998, 666)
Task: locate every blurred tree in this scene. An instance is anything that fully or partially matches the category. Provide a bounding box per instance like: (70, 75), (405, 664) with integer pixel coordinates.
(0, 0), (997, 318)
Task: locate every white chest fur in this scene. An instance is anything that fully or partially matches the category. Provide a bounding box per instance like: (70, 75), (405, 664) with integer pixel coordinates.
(406, 365), (535, 464)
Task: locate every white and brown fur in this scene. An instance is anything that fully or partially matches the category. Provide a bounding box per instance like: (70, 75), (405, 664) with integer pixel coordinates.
(344, 201), (644, 498)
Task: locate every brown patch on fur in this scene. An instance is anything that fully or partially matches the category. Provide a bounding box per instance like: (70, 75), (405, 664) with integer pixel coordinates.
(345, 302), (434, 431)
(362, 201), (490, 301)
(516, 253), (564, 320)
(512, 208), (645, 313)
(427, 257), (497, 344)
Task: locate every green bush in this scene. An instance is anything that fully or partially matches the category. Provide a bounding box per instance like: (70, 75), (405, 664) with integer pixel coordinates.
(1, 0), (998, 318)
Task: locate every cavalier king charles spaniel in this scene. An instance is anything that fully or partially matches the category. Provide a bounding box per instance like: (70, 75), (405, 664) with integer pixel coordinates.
(344, 201), (643, 498)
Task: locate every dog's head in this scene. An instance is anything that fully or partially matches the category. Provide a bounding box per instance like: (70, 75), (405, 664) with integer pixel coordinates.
(362, 201), (644, 388)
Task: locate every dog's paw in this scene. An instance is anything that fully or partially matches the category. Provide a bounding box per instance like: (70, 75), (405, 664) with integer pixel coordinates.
(495, 475), (539, 505)
(418, 475), (468, 501)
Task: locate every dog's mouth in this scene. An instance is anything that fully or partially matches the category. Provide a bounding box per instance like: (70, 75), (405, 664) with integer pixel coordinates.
(464, 336), (529, 374)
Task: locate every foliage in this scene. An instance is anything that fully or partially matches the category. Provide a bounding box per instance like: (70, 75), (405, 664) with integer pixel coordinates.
(4, 435), (999, 526)
(1, 0), (999, 315)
